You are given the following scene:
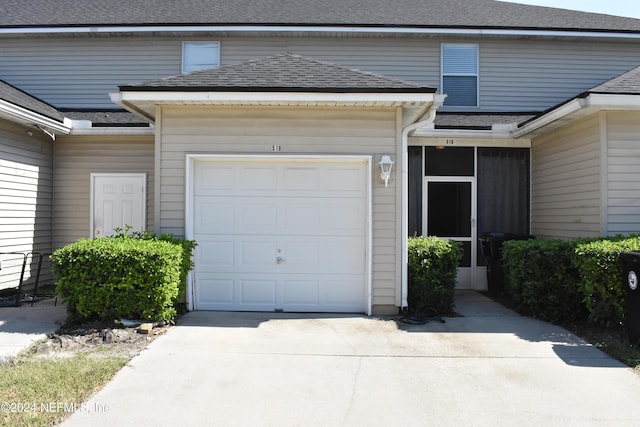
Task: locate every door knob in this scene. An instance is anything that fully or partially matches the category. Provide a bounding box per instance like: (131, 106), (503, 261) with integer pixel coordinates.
(276, 257), (284, 264)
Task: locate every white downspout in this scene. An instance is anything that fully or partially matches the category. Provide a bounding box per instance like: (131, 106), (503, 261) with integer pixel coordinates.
(400, 96), (445, 309)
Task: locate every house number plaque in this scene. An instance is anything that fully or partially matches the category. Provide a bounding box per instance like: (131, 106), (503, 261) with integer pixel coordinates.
(272, 145), (283, 152)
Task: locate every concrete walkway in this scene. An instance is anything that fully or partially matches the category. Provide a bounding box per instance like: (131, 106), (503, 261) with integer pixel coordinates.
(64, 291), (640, 426)
(0, 303), (66, 361)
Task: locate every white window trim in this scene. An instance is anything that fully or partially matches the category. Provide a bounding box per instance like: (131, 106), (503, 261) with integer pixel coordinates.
(181, 41), (220, 74)
(440, 43), (479, 108)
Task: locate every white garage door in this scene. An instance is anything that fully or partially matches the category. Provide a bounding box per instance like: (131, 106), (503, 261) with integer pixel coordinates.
(192, 157), (369, 313)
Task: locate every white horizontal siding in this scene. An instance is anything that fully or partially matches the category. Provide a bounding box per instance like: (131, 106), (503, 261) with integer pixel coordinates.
(0, 120), (53, 256)
(159, 105), (399, 310)
(605, 112), (640, 235)
(53, 135), (155, 248)
(531, 114), (602, 239)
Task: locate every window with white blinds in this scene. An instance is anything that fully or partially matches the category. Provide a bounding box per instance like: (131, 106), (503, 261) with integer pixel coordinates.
(182, 42), (220, 73)
(441, 44), (478, 107)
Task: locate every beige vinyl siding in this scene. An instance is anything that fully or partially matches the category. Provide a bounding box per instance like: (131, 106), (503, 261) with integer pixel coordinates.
(531, 114), (602, 239)
(3, 35), (640, 111)
(0, 120), (53, 254)
(53, 135), (154, 248)
(158, 105), (400, 311)
(605, 111), (640, 235)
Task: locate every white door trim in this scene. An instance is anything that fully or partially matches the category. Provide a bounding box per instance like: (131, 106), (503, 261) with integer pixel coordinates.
(185, 154), (373, 314)
(90, 173), (147, 238)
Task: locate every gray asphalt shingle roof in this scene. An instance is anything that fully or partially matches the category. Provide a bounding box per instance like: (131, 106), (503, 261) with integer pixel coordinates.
(60, 110), (150, 126)
(589, 65), (640, 94)
(0, 80), (64, 122)
(120, 52), (436, 92)
(3, 0), (640, 32)
(434, 113), (537, 129)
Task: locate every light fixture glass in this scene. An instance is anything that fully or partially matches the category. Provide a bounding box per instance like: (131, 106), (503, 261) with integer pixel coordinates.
(378, 155), (394, 188)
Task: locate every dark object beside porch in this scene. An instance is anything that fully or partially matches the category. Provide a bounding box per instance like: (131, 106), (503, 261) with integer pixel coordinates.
(621, 251), (640, 343)
(479, 232), (534, 295)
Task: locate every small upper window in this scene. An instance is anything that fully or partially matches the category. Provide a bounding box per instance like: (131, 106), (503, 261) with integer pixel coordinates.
(441, 44), (478, 107)
(182, 42), (220, 73)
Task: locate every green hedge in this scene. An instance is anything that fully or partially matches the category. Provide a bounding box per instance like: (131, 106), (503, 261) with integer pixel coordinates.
(51, 235), (188, 323)
(573, 235), (640, 326)
(502, 234), (640, 327)
(502, 239), (587, 323)
(407, 236), (462, 314)
(112, 230), (197, 304)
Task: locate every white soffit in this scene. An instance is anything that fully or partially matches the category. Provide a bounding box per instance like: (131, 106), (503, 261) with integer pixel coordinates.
(110, 91), (438, 122)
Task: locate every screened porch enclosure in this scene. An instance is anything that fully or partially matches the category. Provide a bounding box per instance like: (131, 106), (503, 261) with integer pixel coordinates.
(408, 145), (530, 289)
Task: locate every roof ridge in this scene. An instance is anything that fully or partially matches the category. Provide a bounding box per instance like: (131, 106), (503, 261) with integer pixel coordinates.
(121, 52), (436, 93)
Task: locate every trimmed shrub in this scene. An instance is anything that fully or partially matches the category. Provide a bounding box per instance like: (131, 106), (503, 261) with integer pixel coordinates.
(573, 235), (640, 326)
(502, 239), (587, 323)
(407, 236), (462, 314)
(51, 236), (184, 322)
(112, 230), (197, 303)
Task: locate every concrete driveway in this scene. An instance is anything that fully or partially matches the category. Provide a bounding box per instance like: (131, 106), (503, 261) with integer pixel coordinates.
(65, 291), (640, 426)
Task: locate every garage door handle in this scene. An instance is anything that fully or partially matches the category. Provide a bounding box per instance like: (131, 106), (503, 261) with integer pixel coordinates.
(276, 257), (285, 264)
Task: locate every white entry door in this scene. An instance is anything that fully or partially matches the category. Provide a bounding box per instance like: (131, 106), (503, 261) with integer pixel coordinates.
(191, 157), (369, 313)
(91, 173), (146, 237)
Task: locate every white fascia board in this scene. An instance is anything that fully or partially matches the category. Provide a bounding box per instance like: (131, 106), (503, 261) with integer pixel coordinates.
(512, 98), (587, 138)
(0, 99), (71, 134)
(513, 93), (640, 138)
(69, 127), (155, 136)
(3, 25), (640, 40)
(412, 127), (514, 139)
(113, 91), (435, 105)
(585, 93), (640, 108)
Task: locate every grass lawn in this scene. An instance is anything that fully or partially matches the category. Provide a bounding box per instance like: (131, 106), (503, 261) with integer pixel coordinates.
(0, 354), (127, 426)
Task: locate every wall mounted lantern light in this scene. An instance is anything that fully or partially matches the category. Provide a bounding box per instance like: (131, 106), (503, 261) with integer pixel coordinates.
(378, 155), (394, 188)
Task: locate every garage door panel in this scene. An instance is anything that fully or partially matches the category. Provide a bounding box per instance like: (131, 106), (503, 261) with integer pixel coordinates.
(326, 167), (366, 193)
(240, 280), (277, 304)
(241, 202), (277, 231)
(325, 279), (364, 305)
(195, 166), (234, 195)
(281, 280), (320, 305)
(239, 167), (278, 191)
(282, 167), (321, 191)
(281, 199), (365, 236)
(195, 202), (235, 230)
(193, 158), (368, 313)
(196, 197), (365, 236)
(196, 277), (235, 305)
(279, 237), (363, 274)
(240, 241), (279, 269)
(195, 240), (235, 268)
